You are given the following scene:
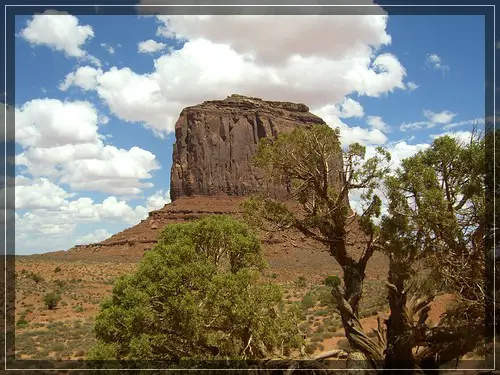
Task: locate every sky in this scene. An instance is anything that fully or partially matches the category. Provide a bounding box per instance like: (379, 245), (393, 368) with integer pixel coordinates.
(5, 3), (487, 255)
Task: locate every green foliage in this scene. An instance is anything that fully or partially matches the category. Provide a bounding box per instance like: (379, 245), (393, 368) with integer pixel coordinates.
(43, 293), (61, 310)
(324, 275), (341, 288)
(26, 271), (43, 283)
(300, 293), (316, 310)
(89, 216), (302, 363)
(74, 305), (84, 313)
(16, 312), (29, 328)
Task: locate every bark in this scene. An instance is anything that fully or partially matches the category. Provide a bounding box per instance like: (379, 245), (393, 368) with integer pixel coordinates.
(384, 259), (418, 372)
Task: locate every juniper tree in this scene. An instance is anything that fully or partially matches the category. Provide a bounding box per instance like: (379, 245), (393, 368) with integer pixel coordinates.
(243, 124), (391, 368)
(88, 215), (302, 367)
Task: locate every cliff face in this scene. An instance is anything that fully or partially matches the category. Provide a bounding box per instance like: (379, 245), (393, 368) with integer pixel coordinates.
(170, 94), (326, 201)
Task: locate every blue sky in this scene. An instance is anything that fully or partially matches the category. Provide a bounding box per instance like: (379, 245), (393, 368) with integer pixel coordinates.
(9, 8), (486, 254)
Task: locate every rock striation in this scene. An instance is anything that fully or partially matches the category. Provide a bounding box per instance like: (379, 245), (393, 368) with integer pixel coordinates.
(170, 94), (327, 201)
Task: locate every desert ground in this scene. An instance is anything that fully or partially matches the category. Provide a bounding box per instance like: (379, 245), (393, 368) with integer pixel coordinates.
(12, 252), (455, 362)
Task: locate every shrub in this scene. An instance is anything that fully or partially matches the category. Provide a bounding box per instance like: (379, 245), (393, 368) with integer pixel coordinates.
(324, 275), (341, 288)
(43, 293), (61, 310)
(337, 338), (352, 352)
(300, 293), (315, 310)
(27, 272), (43, 283)
(271, 273), (278, 279)
(88, 216), (303, 363)
(16, 312), (28, 328)
(74, 305), (84, 313)
(305, 342), (318, 355)
(295, 276), (307, 289)
(53, 279), (66, 289)
(54, 267), (61, 273)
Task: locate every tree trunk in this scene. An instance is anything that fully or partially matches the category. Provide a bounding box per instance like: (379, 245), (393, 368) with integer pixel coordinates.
(384, 260), (420, 374)
(331, 259), (385, 370)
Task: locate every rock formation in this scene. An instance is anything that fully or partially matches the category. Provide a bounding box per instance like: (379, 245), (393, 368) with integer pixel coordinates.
(50, 95), (388, 282)
(170, 94), (327, 201)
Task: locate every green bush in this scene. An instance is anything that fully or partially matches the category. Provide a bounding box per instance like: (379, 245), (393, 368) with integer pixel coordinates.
(43, 293), (61, 310)
(300, 293), (315, 310)
(16, 312), (28, 328)
(88, 216), (303, 363)
(324, 275), (341, 288)
(74, 305), (84, 313)
(305, 342), (318, 355)
(27, 272), (43, 283)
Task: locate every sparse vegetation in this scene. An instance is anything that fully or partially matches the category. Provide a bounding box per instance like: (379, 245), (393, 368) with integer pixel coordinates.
(43, 292), (61, 310)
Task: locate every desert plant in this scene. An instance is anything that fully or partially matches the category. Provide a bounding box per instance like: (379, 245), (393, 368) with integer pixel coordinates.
(300, 293), (315, 310)
(88, 216), (302, 364)
(295, 276), (307, 289)
(43, 293), (61, 310)
(54, 267), (61, 273)
(324, 275), (341, 288)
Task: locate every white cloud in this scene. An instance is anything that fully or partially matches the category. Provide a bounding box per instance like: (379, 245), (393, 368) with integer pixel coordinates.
(425, 53), (450, 73)
(15, 185), (168, 250)
(15, 98), (161, 196)
(366, 115), (389, 132)
(62, 14), (408, 138)
(15, 176), (75, 210)
(423, 109), (456, 124)
(146, 189), (171, 211)
(313, 105), (388, 147)
(100, 43), (115, 55)
(407, 81), (419, 91)
(16, 99), (100, 148)
(337, 98), (364, 118)
(19, 10), (100, 66)
(59, 66), (103, 91)
(430, 130), (473, 145)
(400, 110), (459, 131)
(138, 39), (167, 54)
(443, 117), (484, 130)
(75, 229), (112, 245)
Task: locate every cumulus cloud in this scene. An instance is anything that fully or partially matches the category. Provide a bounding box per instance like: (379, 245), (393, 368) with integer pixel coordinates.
(15, 98), (161, 195)
(146, 189), (171, 211)
(15, 176), (75, 210)
(400, 109), (459, 131)
(366, 116), (389, 132)
(425, 53), (450, 74)
(423, 109), (456, 124)
(61, 14), (409, 138)
(75, 229), (112, 245)
(313, 105), (388, 147)
(138, 39), (167, 54)
(430, 130), (473, 145)
(19, 10), (100, 66)
(59, 66), (103, 91)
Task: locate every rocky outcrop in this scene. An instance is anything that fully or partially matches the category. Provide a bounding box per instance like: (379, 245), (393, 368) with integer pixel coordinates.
(170, 94), (327, 201)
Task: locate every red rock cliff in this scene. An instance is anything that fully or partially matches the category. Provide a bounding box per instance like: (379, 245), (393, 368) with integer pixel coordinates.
(170, 94), (328, 201)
